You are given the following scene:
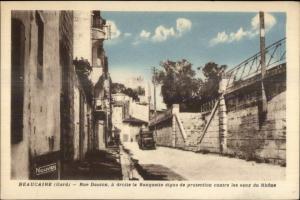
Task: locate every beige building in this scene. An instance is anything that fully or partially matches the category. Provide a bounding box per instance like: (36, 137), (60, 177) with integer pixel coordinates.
(111, 93), (149, 143)
(11, 10), (109, 180)
(11, 11), (72, 179)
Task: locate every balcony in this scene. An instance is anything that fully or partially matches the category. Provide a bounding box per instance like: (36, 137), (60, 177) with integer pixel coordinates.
(91, 27), (106, 40)
(93, 98), (105, 120)
(94, 109), (106, 120)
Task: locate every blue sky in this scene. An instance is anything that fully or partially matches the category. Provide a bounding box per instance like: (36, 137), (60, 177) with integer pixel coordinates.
(102, 12), (286, 83)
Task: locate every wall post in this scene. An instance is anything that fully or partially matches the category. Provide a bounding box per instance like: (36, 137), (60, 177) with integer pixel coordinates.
(172, 104), (180, 148)
(218, 75), (228, 154)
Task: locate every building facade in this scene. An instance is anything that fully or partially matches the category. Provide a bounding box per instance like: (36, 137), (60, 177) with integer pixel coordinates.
(111, 93), (149, 143)
(92, 11), (113, 149)
(11, 10), (109, 180)
(11, 11), (65, 179)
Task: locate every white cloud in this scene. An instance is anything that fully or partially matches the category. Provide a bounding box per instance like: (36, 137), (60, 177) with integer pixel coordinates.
(251, 13), (277, 31)
(210, 13), (277, 46)
(105, 21), (132, 45)
(210, 31), (229, 46)
(134, 17), (192, 45)
(140, 30), (151, 39)
(209, 27), (250, 46)
(231, 27), (248, 41)
(124, 32), (132, 37)
(176, 18), (192, 34)
(107, 20), (121, 39)
(152, 25), (176, 42)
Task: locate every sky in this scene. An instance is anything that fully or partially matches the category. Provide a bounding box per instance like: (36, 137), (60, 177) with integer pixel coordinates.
(102, 11), (285, 83)
(101, 12), (285, 109)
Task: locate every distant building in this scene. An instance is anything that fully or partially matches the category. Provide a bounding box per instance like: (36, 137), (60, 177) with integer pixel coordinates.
(111, 93), (149, 143)
(92, 11), (113, 149)
(122, 117), (148, 142)
(125, 76), (144, 89)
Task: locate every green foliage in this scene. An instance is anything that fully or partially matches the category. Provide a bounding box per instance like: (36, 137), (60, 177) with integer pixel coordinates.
(135, 86), (145, 96)
(73, 57), (94, 105)
(153, 59), (202, 108)
(123, 87), (139, 101)
(199, 62), (227, 101)
(73, 57), (93, 75)
(111, 82), (126, 94)
(153, 59), (227, 110)
(111, 82), (140, 101)
(202, 62), (227, 79)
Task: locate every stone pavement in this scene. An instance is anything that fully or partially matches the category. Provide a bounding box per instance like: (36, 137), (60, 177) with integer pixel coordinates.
(119, 146), (143, 180)
(61, 147), (122, 180)
(124, 142), (285, 181)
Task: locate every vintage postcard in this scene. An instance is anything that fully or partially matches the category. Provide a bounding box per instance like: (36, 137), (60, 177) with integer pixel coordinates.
(1, 1), (299, 199)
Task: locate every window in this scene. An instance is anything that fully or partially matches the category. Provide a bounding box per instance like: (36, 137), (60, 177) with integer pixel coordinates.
(36, 11), (44, 80)
(11, 18), (25, 143)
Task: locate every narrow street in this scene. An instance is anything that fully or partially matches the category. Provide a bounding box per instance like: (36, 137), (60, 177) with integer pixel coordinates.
(7, 11), (287, 181)
(3, 5), (298, 200)
(123, 142), (285, 181)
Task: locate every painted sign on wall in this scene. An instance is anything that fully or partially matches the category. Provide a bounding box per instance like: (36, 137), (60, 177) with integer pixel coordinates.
(30, 151), (60, 180)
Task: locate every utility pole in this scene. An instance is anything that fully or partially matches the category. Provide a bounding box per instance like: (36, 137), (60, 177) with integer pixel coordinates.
(152, 67), (157, 137)
(259, 11), (268, 126)
(147, 81), (151, 122)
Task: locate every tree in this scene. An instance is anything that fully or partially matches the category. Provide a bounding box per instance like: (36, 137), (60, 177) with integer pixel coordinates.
(199, 62), (227, 100)
(202, 62), (227, 79)
(111, 82), (140, 101)
(152, 59), (228, 111)
(73, 57), (94, 105)
(135, 86), (145, 96)
(153, 59), (202, 108)
(111, 82), (126, 94)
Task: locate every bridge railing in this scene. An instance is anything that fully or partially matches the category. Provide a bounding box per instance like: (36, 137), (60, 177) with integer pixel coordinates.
(225, 38), (286, 87)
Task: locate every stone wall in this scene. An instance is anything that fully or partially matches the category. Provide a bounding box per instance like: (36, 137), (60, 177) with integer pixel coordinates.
(178, 112), (203, 150)
(11, 11), (31, 179)
(11, 11), (62, 179)
(28, 10), (61, 158)
(11, 11), (97, 179)
(130, 102), (149, 123)
(176, 110), (220, 152)
(150, 65), (286, 165)
(154, 118), (173, 147)
(73, 11), (91, 62)
(174, 117), (185, 149)
(199, 111), (220, 153)
(59, 11), (75, 161)
(73, 86), (81, 160)
(225, 69), (286, 165)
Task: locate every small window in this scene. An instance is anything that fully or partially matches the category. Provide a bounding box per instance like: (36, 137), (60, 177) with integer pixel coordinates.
(36, 11), (44, 80)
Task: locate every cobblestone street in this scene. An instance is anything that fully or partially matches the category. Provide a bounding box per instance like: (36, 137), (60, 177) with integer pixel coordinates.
(123, 142), (285, 181)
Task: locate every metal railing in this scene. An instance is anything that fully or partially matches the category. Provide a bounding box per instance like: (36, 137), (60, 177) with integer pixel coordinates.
(225, 38), (286, 86)
(195, 38), (286, 149)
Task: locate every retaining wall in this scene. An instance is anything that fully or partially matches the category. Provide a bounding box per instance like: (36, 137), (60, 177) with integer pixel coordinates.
(152, 64), (286, 165)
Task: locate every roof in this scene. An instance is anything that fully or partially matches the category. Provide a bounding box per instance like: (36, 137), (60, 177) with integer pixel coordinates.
(149, 109), (173, 127)
(123, 116), (148, 125)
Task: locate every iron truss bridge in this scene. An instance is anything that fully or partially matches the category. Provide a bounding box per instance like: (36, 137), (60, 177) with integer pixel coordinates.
(225, 38), (286, 86)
